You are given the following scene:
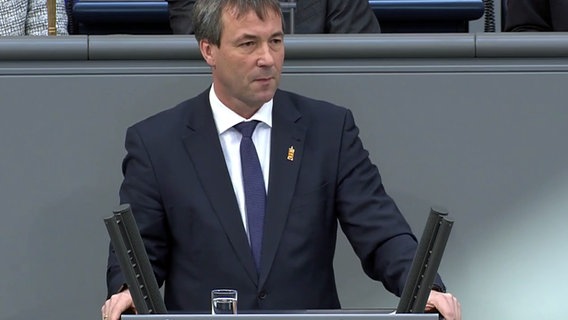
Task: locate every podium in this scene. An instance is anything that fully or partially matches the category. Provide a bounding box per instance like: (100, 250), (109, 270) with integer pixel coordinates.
(123, 313), (439, 320)
(107, 206), (451, 320)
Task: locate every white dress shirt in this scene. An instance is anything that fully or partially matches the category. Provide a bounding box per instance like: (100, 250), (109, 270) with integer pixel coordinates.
(209, 85), (272, 237)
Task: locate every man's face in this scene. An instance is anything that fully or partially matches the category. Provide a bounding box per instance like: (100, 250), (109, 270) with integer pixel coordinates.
(200, 8), (285, 117)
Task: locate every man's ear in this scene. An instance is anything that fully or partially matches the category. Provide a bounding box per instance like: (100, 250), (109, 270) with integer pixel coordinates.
(199, 39), (216, 68)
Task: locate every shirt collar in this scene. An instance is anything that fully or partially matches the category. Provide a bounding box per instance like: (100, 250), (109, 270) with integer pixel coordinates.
(209, 84), (273, 135)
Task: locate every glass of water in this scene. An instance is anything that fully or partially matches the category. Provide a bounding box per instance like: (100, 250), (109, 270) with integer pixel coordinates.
(211, 289), (238, 315)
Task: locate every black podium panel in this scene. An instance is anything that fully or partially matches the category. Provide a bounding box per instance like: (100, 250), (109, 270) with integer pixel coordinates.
(123, 313), (438, 320)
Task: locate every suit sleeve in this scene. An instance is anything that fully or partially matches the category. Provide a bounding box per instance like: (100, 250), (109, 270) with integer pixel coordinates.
(166, 0), (195, 34)
(106, 126), (171, 297)
(334, 109), (444, 295)
(505, 0), (552, 31)
(326, 0), (381, 33)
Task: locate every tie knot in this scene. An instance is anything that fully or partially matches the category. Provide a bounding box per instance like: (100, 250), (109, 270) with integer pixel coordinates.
(234, 120), (260, 138)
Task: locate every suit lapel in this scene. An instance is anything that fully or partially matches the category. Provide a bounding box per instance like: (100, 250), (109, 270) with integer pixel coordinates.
(181, 91), (258, 285)
(294, 0), (324, 31)
(259, 91), (306, 287)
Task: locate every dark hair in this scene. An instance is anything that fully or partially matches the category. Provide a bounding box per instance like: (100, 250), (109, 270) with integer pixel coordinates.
(192, 0), (284, 46)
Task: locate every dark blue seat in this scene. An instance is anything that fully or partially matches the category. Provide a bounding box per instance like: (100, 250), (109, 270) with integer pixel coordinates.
(73, 0), (171, 34)
(72, 0), (484, 35)
(370, 0), (485, 33)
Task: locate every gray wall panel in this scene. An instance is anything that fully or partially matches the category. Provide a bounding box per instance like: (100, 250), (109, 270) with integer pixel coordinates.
(0, 36), (88, 60)
(1, 35), (567, 320)
(88, 35), (201, 60)
(476, 33), (568, 57)
(0, 74), (207, 320)
(280, 72), (568, 318)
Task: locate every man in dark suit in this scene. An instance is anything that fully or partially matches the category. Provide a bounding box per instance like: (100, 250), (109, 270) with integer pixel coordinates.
(167, 0), (380, 34)
(505, 0), (568, 31)
(102, 0), (460, 319)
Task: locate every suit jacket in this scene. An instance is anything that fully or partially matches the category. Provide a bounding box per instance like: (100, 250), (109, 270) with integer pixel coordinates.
(505, 0), (568, 31)
(167, 0), (380, 34)
(0, 0), (68, 36)
(107, 88), (440, 312)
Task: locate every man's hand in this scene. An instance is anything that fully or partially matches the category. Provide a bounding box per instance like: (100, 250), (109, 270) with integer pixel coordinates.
(425, 290), (461, 320)
(101, 289), (136, 320)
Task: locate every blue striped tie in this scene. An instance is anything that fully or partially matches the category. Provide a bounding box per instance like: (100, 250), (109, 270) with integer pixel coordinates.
(234, 120), (266, 272)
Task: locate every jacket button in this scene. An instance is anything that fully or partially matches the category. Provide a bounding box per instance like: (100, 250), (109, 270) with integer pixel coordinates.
(258, 291), (267, 300)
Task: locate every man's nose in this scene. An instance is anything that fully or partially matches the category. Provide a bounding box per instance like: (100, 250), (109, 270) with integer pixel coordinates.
(256, 43), (275, 67)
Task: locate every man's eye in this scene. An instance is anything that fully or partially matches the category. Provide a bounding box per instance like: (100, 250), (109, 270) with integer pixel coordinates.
(240, 41), (255, 47)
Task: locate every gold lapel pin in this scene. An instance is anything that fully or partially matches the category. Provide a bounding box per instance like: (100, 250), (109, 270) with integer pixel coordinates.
(287, 146), (295, 161)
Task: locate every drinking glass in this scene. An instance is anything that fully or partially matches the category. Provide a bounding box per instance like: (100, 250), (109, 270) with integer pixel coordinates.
(211, 289), (237, 315)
